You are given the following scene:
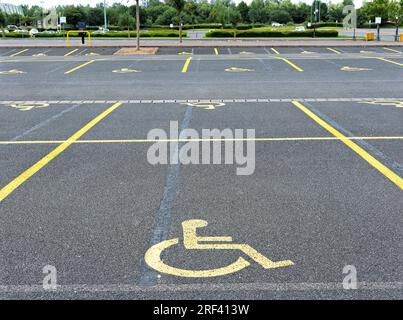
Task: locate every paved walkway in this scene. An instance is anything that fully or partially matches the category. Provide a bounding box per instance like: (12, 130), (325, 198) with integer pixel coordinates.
(0, 38), (402, 48)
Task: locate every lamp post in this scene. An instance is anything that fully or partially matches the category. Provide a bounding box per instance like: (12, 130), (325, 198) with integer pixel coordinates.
(136, 0), (140, 50)
(103, 0), (107, 31)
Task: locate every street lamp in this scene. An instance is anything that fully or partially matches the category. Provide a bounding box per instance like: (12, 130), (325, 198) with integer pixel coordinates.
(103, 0), (107, 31)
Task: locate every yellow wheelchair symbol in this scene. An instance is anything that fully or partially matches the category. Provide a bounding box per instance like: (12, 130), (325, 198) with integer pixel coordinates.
(9, 102), (49, 111)
(0, 69), (26, 75)
(359, 100), (403, 108)
(341, 66), (372, 72)
(181, 101), (225, 110)
(225, 67), (254, 72)
(144, 219), (294, 278)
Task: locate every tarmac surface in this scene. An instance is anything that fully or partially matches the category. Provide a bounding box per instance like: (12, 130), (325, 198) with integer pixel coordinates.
(0, 45), (402, 299)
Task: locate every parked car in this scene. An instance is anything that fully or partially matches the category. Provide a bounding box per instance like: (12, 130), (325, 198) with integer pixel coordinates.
(98, 27), (110, 32)
(295, 26), (306, 31)
(42, 30), (56, 34)
(14, 29), (29, 33)
(6, 25), (18, 29)
(29, 28), (39, 35)
(271, 23), (283, 27)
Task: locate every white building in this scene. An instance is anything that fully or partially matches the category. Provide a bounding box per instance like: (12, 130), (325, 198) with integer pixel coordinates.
(0, 3), (24, 15)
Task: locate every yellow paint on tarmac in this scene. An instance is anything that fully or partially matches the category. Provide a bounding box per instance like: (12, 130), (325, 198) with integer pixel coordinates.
(341, 66), (372, 71)
(327, 48), (342, 54)
(64, 60), (95, 74)
(1, 136), (402, 145)
(10, 49), (29, 57)
(225, 67), (254, 72)
(144, 219), (293, 278)
(278, 58), (303, 72)
(271, 48), (280, 55)
(181, 57), (192, 73)
(383, 47), (402, 54)
(292, 100), (403, 190)
(376, 57), (403, 67)
(0, 102), (123, 202)
(0, 69), (25, 75)
(64, 48), (79, 57)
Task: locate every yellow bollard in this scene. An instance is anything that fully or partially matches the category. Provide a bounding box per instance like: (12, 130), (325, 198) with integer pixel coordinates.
(365, 33), (375, 41)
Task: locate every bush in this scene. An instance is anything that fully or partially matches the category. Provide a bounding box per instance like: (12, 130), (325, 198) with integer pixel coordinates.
(4, 30), (186, 38)
(206, 29), (338, 38)
(307, 22), (344, 29)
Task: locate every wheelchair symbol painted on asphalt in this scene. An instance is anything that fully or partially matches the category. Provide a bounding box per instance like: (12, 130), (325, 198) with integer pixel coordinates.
(359, 100), (403, 108)
(341, 66), (372, 71)
(181, 101), (225, 110)
(144, 219), (294, 278)
(112, 68), (141, 73)
(0, 69), (26, 75)
(9, 102), (50, 111)
(225, 67), (254, 72)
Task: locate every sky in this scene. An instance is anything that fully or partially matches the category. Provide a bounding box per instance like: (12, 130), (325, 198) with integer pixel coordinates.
(1, 0), (365, 9)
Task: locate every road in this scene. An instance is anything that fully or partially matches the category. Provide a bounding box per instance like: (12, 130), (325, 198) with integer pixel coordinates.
(0, 45), (402, 299)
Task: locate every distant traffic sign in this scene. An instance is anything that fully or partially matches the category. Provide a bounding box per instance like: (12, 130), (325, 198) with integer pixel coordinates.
(77, 21), (87, 30)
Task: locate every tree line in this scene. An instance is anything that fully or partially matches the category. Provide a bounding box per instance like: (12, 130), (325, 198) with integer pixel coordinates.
(0, 0), (402, 29)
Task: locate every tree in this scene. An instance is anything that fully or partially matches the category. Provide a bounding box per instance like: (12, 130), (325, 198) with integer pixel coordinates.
(270, 10), (292, 24)
(228, 7), (241, 38)
(169, 0), (186, 43)
(361, 0), (390, 23)
(0, 11), (6, 38)
(248, 0), (269, 24)
(119, 12), (135, 37)
(64, 5), (85, 27)
(389, 0), (403, 41)
(237, 1), (249, 23)
(155, 7), (176, 25)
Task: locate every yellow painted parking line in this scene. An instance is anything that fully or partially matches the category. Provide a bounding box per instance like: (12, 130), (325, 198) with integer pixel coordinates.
(64, 48), (79, 57)
(292, 101), (403, 190)
(10, 49), (29, 57)
(383, 47), (402, 54)
(327, 48), (341, 54)
(278, 58), (303, 72)
(64, 60), (95, 74)
(0, 102), (123, 202)
(376, 57), (403, 67)
(181, 57), (192, 73)
(1, 136), (402, 145)
(271, 48), (280, 55)
(214, 48), (219, 55)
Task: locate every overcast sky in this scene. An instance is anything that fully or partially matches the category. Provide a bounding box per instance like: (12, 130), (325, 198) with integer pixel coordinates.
(1, 0), (365, 9)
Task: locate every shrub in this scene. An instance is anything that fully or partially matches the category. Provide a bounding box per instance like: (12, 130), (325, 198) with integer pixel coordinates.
(206, 29), (338, 38)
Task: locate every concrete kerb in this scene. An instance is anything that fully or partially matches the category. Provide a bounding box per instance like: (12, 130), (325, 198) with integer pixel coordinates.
(1, 39), (403, 48)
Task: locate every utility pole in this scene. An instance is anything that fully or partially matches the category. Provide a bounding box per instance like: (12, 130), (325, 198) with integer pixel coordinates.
(136, 0), (140, 50)
(103, 0), (107, 30)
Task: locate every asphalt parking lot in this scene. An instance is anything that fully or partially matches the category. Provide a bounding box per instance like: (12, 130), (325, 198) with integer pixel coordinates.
(0, 45), (402, 57)
(0, 46), (402, 299)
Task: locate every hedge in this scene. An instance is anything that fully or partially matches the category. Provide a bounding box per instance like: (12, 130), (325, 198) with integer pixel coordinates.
(307, 22), (344, 28)
(205, 29), (339, 38)
(2, 30), (186, 38)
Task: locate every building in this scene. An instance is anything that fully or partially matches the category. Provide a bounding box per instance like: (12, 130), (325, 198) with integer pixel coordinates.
(0, 3), (24, 15)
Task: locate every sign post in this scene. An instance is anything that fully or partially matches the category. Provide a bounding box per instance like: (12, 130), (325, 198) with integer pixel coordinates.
(375, 17), (381, 41)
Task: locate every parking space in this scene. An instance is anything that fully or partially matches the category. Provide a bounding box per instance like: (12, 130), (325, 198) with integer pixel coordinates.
(336, 46), (396, 54)
(0, 46), (402, 298)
